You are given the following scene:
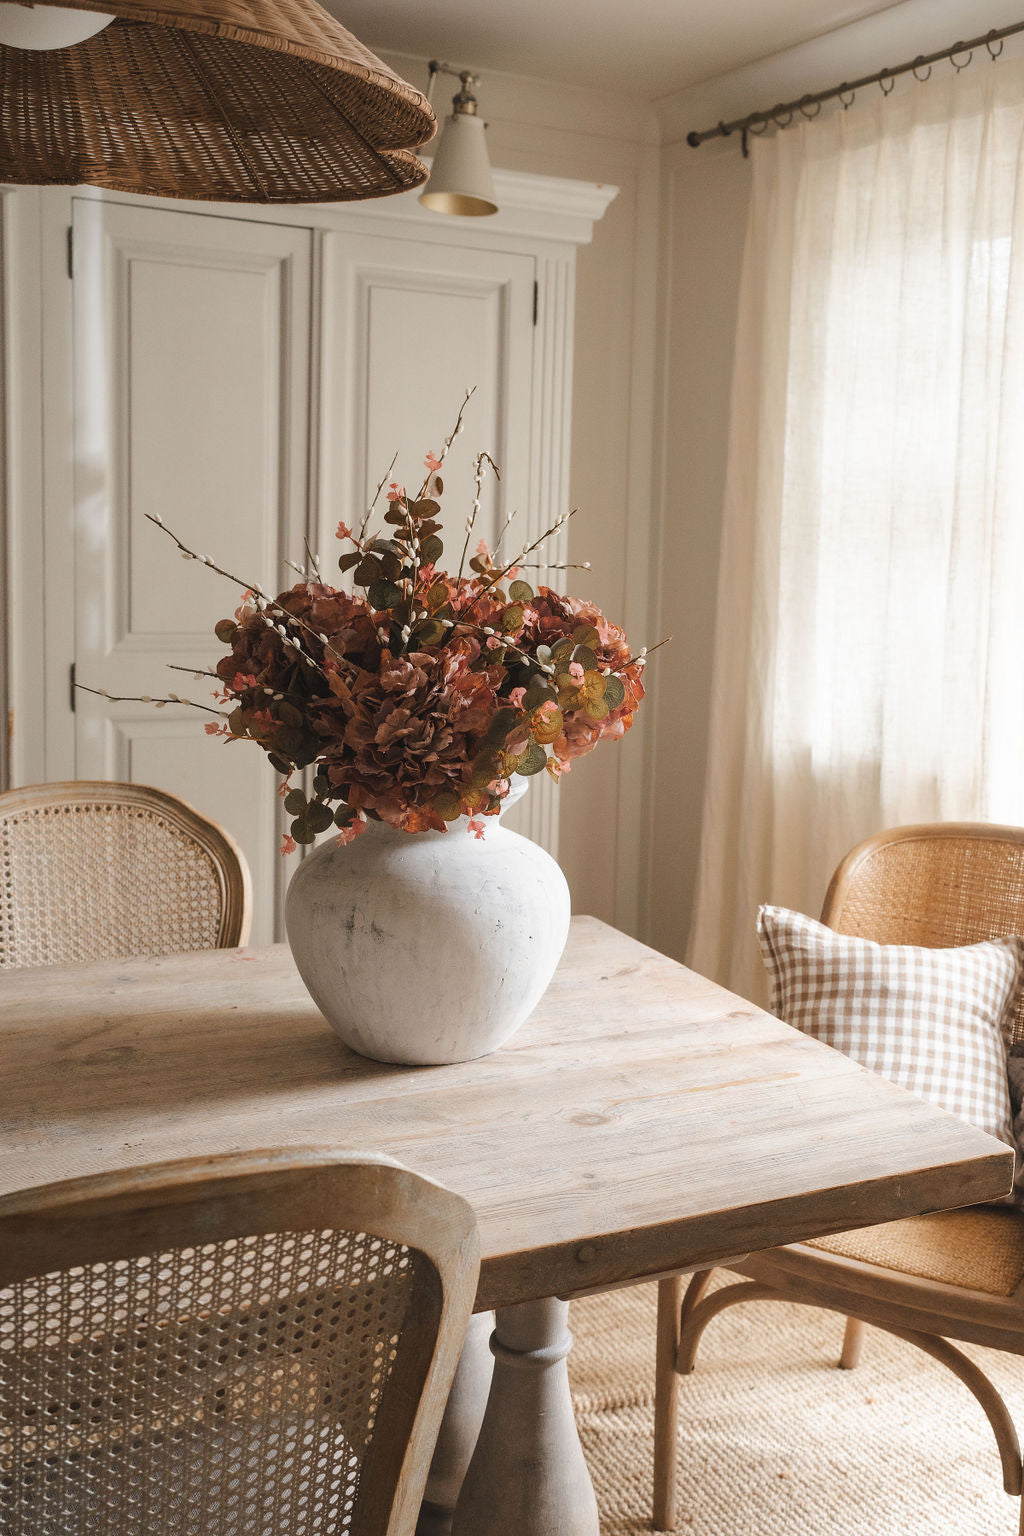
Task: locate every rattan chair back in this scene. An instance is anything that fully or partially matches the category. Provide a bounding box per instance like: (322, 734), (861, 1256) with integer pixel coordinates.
(823, 821), (1024, 1043)
(0, 780), (252, 967)
(0, 1147), (480, 1536)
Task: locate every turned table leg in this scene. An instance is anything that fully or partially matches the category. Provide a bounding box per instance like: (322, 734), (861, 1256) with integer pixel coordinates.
(451, 1297), (599, 1536)
(417, 1312), (495, 1536)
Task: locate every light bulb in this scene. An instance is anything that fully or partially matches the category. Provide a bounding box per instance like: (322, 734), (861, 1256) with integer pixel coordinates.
(0, 3), (114, 49)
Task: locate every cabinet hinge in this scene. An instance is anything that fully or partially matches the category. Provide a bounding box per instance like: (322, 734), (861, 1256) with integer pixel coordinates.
(532, 280), (538, 326)
(66, 225), (73, 280)
(69, 661), (76, 713)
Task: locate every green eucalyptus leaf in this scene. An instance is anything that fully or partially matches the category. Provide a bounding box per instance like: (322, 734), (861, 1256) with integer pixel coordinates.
(215, 618), (239, 644)
(420, 534), (444, 564)
(284, 788), (308, 815)
(354, 555), (383, 586)
(508, 580), (534, 602)
(367, 580), (403, 610)
(290, 818), (316, 845)
(501, 604), (524, 634)
(603, 674), (626, 709)
(486, 706), (521, 745)
(523, 674), (558, 711)
(307, 802), (334, 834)
(471, 747), (503, 787)
(268, 752), (293, 774)
(313, 771), (331, 797)
(433, 789), (462, 821)
(515, 742), (547, 776)
(573, 624), (601, 649)
(338, 551), (361, 572)
(413, 618), (445, 646)
(573, 645), (599, 672)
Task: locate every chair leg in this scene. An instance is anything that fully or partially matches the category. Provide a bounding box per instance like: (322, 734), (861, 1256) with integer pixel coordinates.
(653, 1275), (683, 1531)
(676, 1277), (785, 1374)
(882, 1323), (1023, 1497)
(839, 1316), (865, 1370)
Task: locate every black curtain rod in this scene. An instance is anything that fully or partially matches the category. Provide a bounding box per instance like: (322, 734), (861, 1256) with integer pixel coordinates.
(688, 18), (1024, 151)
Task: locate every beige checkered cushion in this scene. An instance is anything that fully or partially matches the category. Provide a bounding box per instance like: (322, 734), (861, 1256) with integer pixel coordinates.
(757, 905), (1024, 1150)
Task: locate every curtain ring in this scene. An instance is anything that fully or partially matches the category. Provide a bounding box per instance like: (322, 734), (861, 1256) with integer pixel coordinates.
(878, 69), (895, 96)
(746, 113), (769, 138)
(950, 44), (973, 72)
(716, 120), (732, 138)
(986, 30), (1004, 60)
(797, 95), (821, 119)
(838, 84), (855, 109)
(911, 56), (931, 82)
(773, 108), (794, 129)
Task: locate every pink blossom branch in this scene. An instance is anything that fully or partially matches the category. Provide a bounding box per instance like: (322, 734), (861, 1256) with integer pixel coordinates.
(415, 387), (476, 502)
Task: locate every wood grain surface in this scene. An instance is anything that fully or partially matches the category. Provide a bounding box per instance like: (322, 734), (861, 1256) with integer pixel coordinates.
(0, 917), (1011, 1310)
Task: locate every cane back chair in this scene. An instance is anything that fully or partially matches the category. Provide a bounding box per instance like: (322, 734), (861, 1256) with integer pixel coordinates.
(0, 1146), (480, 1536)
(654, 822), (1024, 1532)
(0, 780), (251, 966)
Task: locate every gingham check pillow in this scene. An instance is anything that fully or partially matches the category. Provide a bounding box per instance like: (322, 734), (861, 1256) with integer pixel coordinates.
(756, 904), (1024, 1153)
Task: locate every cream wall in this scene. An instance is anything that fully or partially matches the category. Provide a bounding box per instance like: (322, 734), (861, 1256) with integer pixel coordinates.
(382, 53), (662, 936)
(645, 0), (1024, 964)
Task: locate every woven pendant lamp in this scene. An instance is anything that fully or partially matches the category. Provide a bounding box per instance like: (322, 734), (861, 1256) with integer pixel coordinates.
(0, 0), (435, 203)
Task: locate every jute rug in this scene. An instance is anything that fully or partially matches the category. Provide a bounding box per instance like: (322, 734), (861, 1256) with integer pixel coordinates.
(567, 1275), (1024, 1535)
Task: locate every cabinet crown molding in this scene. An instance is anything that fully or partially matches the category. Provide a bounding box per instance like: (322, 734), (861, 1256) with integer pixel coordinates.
(331, 168), (619, 247)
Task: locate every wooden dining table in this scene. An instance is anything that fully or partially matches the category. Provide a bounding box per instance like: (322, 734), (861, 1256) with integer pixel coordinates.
(0, 915), (1013, 1535)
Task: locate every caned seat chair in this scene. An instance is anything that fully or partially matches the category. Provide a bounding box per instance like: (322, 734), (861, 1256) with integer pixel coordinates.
(0, 780), (251, 966)
(654, 822), (1024, 1533)
(0, 1146), (480, 1536)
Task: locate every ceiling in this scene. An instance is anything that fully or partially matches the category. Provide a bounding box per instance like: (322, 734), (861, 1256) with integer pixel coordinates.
(330, 0), (906, 100)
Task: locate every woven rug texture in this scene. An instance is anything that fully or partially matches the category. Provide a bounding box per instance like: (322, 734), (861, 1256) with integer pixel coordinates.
(567, 1275), (1024, 1535)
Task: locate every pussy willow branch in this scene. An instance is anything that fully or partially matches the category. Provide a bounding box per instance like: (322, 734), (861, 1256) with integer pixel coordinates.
(457, 451), (501, 585)
(461, 508), (579, 624)
(76, 683), (228, 717)
(358, 452), (399, 544)
(490, 505), (518, 565)
(146, 513), (356, 679)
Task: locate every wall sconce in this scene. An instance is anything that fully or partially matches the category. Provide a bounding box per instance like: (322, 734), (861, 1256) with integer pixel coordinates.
(419, 59), (497, 218)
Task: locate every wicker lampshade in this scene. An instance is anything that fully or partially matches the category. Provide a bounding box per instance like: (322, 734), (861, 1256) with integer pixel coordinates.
(0, 0), (436, 203)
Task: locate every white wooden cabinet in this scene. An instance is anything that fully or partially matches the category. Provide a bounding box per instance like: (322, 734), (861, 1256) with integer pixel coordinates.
(2, 175), (616, 941)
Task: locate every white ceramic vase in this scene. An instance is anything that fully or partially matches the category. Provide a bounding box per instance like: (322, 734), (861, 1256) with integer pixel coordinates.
(284, 788), (571, 1065)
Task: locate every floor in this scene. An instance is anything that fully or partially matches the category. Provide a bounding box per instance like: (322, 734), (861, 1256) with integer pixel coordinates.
(568, 1275), (1023, 1535)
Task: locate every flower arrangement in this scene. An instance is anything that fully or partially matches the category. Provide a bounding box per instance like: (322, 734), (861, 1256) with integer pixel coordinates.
(87, 395), (648, 852)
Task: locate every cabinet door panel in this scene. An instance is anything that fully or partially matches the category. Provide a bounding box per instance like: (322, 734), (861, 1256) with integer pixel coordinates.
(319, 231), (536, 585)
(72, 199), (312, 944)
(317, 231), (556, 848)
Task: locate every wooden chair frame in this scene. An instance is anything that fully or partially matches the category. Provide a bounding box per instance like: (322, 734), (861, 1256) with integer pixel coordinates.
(654, 823), (1024, 1533)
(0, 1146), (480, 1536)
(0, 779), (252, 960)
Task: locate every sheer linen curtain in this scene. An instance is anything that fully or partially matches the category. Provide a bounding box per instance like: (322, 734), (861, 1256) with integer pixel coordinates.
(688, 56), (1024, 1002)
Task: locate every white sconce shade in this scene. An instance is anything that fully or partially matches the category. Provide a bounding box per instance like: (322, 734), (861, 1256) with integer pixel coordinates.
(419, 63), (497, 217)
(0, 3), (113, 47)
